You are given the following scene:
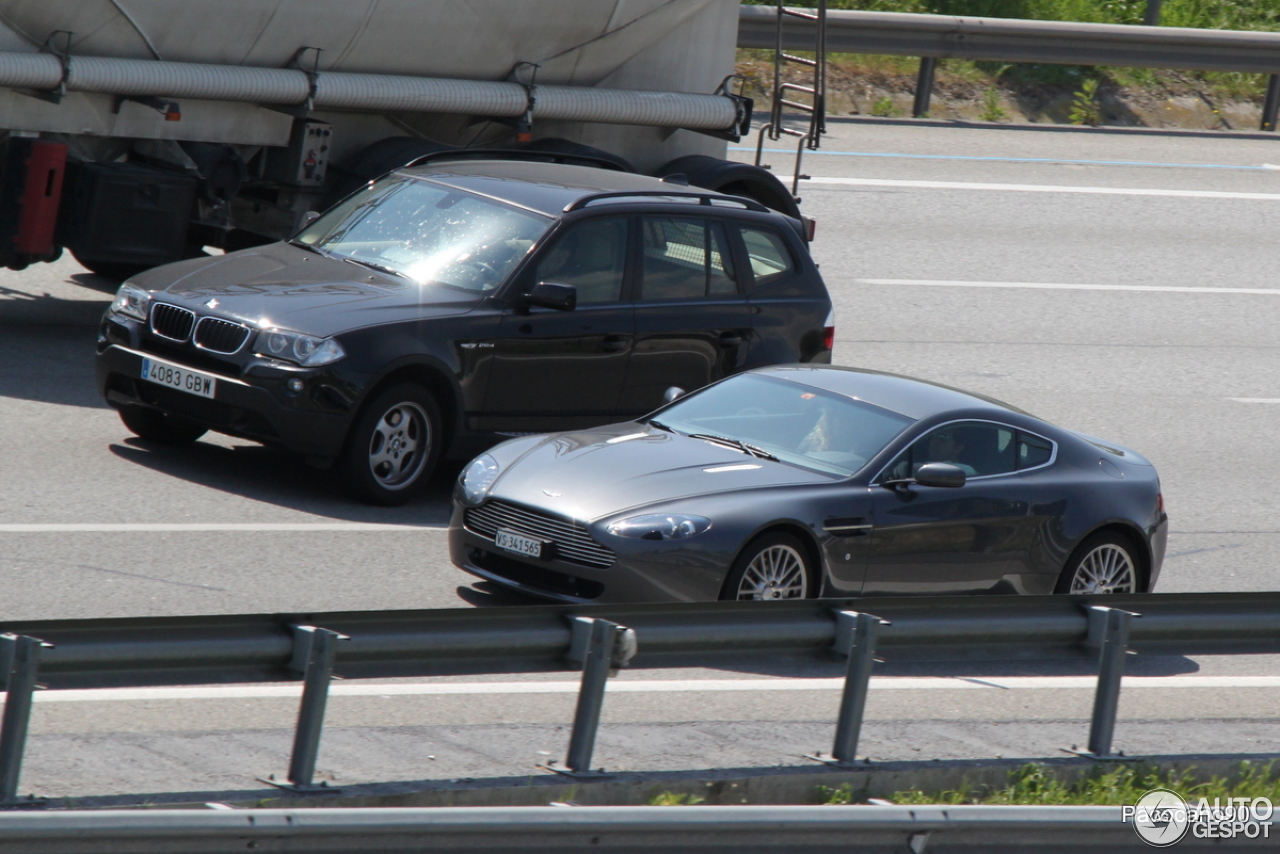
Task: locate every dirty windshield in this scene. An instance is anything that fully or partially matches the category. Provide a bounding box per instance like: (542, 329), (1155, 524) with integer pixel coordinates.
(294, 175), (551, 291)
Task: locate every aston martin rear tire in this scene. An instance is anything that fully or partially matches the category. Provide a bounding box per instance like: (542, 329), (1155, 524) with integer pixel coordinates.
(720, 531), (816, 601)
(1055, 531), (1144, 594)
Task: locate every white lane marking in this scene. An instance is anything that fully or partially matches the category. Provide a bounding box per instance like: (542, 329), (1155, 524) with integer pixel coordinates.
(1229, 399), (1280, 404)
(808, 176), (1280, 201)
(24, 675), (1280, 704)
(858, 278), (1280, 296)
(0, 523), (444, 533)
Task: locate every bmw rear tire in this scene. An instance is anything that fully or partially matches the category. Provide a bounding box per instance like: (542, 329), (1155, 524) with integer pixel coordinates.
(338, 383), (441, 506)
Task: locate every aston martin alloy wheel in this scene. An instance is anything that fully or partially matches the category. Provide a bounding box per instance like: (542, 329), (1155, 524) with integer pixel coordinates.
(722, 533), (814, 601)
(339, 383), (441, 506)
(1059, 533), (1141, 594)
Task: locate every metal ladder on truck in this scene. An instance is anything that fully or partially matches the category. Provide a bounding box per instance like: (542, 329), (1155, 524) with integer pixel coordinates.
(754, 0), (828, 199)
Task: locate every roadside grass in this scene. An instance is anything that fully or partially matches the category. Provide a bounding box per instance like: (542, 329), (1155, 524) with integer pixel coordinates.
(816, 761), (1280, 806)
(739, 1), (1280, 105)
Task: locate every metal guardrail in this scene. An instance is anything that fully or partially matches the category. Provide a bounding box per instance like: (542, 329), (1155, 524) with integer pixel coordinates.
(2, 592), (1279, 801)
(737, 6), (1280, 129)
(0, 804), (1237, 853)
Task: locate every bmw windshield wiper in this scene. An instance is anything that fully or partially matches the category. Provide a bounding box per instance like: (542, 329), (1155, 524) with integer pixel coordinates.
(647, 419), (674, 433)
(287, 238), (332, 257)
(341, 255), (407, 279)
(687, 433), (778, 461)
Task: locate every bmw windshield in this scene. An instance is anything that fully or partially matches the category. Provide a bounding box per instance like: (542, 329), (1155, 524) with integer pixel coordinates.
(293, 175), (551, 291)
(650, 374), (914, 476)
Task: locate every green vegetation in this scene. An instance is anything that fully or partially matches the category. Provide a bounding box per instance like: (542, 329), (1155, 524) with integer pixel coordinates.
(1067, 77), (1103, 124)
(742, 0), (1280, 30)
(813, 762), (1280, 806)
(979, 87), (1009, 121)
(648, 790), (706, 806)
(741, 1), (1280, 114)
(869, 95), (900, 116)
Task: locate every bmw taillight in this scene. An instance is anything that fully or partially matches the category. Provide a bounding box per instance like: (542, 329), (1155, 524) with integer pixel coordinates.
(1157, 492), (1164, 514)
(823, 307), (835, 352)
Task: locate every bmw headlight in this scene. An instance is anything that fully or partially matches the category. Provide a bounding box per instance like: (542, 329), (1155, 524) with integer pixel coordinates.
(255, 329), (346, 367)
(607, 514), (711, 540)
(460, 454), (501, 504)
(109, 283), (151, 321)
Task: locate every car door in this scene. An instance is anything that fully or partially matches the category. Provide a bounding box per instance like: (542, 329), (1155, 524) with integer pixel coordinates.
(617, 215), (751, 418)
(476, 216), (635, 433)
(862, 421), (1037, 595)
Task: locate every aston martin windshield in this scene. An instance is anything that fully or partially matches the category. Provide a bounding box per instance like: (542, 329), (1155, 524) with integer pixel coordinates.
(294, 175), (551, 291)
(651, 374), (914, 476)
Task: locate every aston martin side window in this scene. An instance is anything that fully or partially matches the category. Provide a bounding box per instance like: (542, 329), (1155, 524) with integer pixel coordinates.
(533, 217), (628, 304)
(738, 225), (795, 288)
(886, 422), (1017, 480)
(639, 217), (737, 300)
(1017, 432), (1054, 469)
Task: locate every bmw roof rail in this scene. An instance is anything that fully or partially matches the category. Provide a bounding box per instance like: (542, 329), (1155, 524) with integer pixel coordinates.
(563, 191), (770, 213)
(402, 148), (630, 172)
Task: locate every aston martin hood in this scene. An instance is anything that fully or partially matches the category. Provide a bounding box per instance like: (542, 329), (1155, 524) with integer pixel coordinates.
(488, 422), (836, 521)
(129, 242), (482, 337)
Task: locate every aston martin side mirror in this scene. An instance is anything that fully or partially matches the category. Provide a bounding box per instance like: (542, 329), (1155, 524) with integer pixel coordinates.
(914, 463), (967, 488)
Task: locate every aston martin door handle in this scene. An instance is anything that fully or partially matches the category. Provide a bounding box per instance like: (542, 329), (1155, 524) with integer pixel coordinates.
(600, 335), (628, 352)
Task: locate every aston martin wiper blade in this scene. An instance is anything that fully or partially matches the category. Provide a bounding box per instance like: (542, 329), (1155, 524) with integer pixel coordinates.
(647, 419), (674, 433)
(740, 442), (778, 461)
(688, 433), (751, 454)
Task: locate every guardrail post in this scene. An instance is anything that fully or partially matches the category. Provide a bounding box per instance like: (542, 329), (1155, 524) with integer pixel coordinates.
(1263, 75), (1280, 131)
(1083, 606), (1140, 758)
(0, 634), (52, 803)
(1143, 0), (1163, 26)
(261, 625), (349, 791)
(807, 611), (888, 766)
(913, 57), (936, 117)
(552, 617), (636, 776)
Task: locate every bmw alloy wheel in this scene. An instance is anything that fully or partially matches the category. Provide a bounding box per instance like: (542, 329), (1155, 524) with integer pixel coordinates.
(368, 400), (430, 489)
(736, 543), (809, 600)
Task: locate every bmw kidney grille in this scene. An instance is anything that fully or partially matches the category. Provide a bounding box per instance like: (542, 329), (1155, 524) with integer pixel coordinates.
(194, 317), (251, 354)
(149, 303), (196, 342)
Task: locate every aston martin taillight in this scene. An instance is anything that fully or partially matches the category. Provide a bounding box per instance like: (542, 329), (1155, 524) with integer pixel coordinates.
(1157, 492), (1164, 514)
(823, 307), (835, 352)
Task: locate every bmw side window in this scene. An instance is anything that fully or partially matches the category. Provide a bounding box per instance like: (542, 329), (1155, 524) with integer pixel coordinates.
(1017, 432), (1054, 469)
(639, 217), (737, 301)
(532, 217), (628, 304)
(738, 225), (795, 288)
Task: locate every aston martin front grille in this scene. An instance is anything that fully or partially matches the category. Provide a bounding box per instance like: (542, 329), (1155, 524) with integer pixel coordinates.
(194, 317), (250, 354)
(465, 501), (615, 569)
(150, 303), (195, 342)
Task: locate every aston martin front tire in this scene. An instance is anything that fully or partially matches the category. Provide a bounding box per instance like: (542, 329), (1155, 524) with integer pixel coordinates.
(720, 531), (816, 601)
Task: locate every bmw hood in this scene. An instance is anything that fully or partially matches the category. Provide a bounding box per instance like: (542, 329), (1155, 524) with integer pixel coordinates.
(128, 242), (482, 337)
(487, 422), (837, 522)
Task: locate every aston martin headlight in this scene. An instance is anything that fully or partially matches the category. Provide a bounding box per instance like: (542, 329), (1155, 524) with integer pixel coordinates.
(255, 329), (346, 367)
(607, 514), (711, 540)
(460, 454), (501, 504)
(109, 283), (151, 321)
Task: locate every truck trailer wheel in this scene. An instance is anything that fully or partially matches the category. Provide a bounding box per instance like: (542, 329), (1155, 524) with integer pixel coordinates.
(654, 155), (800, 219)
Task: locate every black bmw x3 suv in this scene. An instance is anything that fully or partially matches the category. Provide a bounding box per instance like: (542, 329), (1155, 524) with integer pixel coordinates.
(96, 158), (834, 504)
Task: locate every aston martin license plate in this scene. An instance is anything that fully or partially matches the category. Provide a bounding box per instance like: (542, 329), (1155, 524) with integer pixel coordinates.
(496, 528), (548, 559)
(140, 357), (217, 399)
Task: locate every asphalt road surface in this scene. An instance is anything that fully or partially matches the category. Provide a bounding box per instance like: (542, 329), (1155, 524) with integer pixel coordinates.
(4, 118), (1280, 802)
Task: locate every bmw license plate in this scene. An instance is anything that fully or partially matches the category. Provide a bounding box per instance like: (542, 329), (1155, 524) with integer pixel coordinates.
(495, 528), (548, 559)
(140, 357), (217, 400)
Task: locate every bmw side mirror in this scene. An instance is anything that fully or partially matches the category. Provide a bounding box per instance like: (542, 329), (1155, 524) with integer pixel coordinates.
(914, 463), (967, 488)
(663, 386), (686, 404)
(303, 210), (320, 224)
(522, 282), (577, 312)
